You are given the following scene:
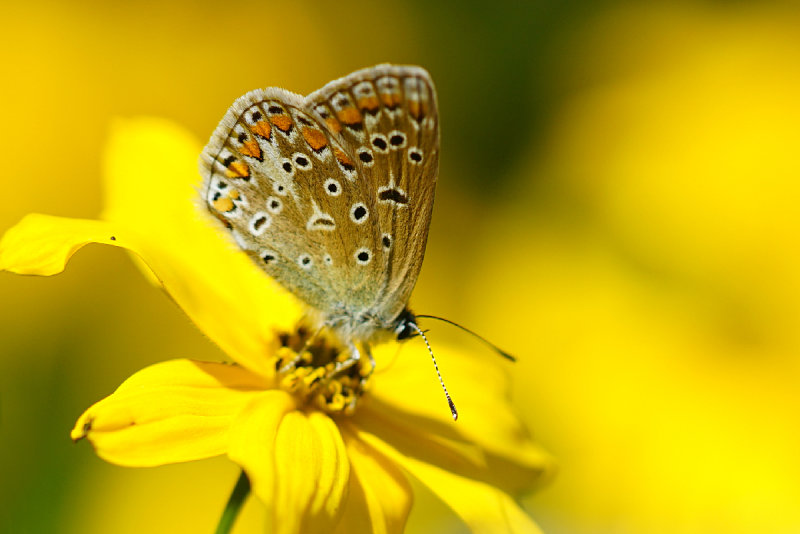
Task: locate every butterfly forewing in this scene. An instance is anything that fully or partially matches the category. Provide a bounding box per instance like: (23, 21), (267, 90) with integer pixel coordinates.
(199, 65), (439, 340)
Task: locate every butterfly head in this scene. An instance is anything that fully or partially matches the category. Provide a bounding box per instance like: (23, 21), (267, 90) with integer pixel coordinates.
(393, 308), (419, 341)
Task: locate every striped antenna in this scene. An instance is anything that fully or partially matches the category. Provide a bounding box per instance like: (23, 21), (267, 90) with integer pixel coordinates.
(409, 321), (458, 421)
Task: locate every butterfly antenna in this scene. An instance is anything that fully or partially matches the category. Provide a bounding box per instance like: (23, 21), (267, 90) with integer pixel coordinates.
(416, 314), (516, 362)
(409, 321), (458, 421)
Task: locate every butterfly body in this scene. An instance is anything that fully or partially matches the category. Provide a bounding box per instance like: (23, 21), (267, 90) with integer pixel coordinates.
(199, 65), (439, 350)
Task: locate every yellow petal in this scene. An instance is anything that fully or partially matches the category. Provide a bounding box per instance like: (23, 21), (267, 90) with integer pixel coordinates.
(100, 117), (304, 376)
(0, 214), (123, 275)
(227, 391), (295, 512)
(357, 427), (542, 534)
(71, 359), (267, 466)
(229, 397), (350, 534)
(273, 411), (350, 534)
(334, 427), (412, 534)
(360, 342), (555, 494)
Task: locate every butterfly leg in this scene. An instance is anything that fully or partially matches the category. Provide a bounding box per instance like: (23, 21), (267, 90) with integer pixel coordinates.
(278, 325), (324, 374)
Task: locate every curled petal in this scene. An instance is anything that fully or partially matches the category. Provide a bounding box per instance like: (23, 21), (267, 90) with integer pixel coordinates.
(229, 397), (350, 534)
(360, 343), (555, 494)
(334, 427), (413, 534)
(1, 118), (304, 377)
(0, 214), (123, 276)
(71, 359), (267, 466)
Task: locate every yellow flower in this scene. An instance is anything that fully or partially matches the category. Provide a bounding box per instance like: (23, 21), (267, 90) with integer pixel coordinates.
(0, 117), (554, 534)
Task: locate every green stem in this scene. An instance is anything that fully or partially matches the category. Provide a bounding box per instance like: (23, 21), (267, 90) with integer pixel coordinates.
(214, 470), (251, 534)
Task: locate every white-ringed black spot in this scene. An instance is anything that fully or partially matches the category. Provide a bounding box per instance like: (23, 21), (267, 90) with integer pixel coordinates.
(371, 134), (388, 152)
(350, 203), (369, 223)
(408, 148), (423, 163)
(274, 183), (288, 196)
(335, 96), (349, 108)
(298, 254), (313, 270)
(268, 105), (283, 114)
(216, 181), (228, 189)
(382, 234), (392, 249)
(389, 132), (406, 147)
(251, 110), (262, 122)
(262, 251), (276, 264)
(237, 132), (247, 143)
(355, 248), (372, 265)
(324, 178), (341, 196)
(282, 161), (293, 173)
(324, 254), (333, 265)
(294, 153), (311, 169)
(249, 212), (271, 236)
(357, 148), (374, 165)
(266, 196), (282, 214)
(212, 191), (221, 201)
(222, 155), (235, 167)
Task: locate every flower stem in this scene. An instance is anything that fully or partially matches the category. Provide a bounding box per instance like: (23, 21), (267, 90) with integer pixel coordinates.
(214, 470), (250, 534)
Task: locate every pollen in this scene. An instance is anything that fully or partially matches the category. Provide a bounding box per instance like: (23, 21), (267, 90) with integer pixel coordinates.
(271, 326), (368, 416)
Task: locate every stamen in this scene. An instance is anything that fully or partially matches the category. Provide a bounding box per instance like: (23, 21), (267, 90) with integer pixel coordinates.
(270, 326), (368, 416)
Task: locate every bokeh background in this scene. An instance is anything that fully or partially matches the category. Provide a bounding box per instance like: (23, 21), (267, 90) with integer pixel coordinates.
(2, 1), (800, 533)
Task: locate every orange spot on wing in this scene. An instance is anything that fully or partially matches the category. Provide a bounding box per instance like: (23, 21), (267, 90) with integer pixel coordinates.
(213, 197), (235, 212)
(229, 189), (241, 200)
(250, 120), (272, 139)
(239, 139), (262, 159)
(408, 100), (423, 119)
(357, 96), (380, 113)
(380, 92), (402, 108)
(336, 107), (362, 125)
(226, 161), (250, 179)
(302, 128), (328, 151)
(334, 148), (354, 169)
(325, 117), (342, 134)
(270, 114), (293, 132)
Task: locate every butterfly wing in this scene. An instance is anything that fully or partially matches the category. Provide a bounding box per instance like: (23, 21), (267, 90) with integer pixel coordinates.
(199, 65), (438, 337)
(304, 65), (439, 325)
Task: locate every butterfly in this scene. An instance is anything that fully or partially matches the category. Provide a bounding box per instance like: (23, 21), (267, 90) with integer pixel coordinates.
(199, 64), (440, 386)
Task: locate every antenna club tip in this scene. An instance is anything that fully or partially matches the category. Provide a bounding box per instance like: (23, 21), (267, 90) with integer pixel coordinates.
(448, 398), (458, 421)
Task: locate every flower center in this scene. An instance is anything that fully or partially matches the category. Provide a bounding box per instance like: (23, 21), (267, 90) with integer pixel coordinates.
(271, 326), (369, 416)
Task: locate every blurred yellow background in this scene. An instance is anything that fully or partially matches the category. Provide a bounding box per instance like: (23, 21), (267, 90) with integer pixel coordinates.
(2, 1), (799, 533)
